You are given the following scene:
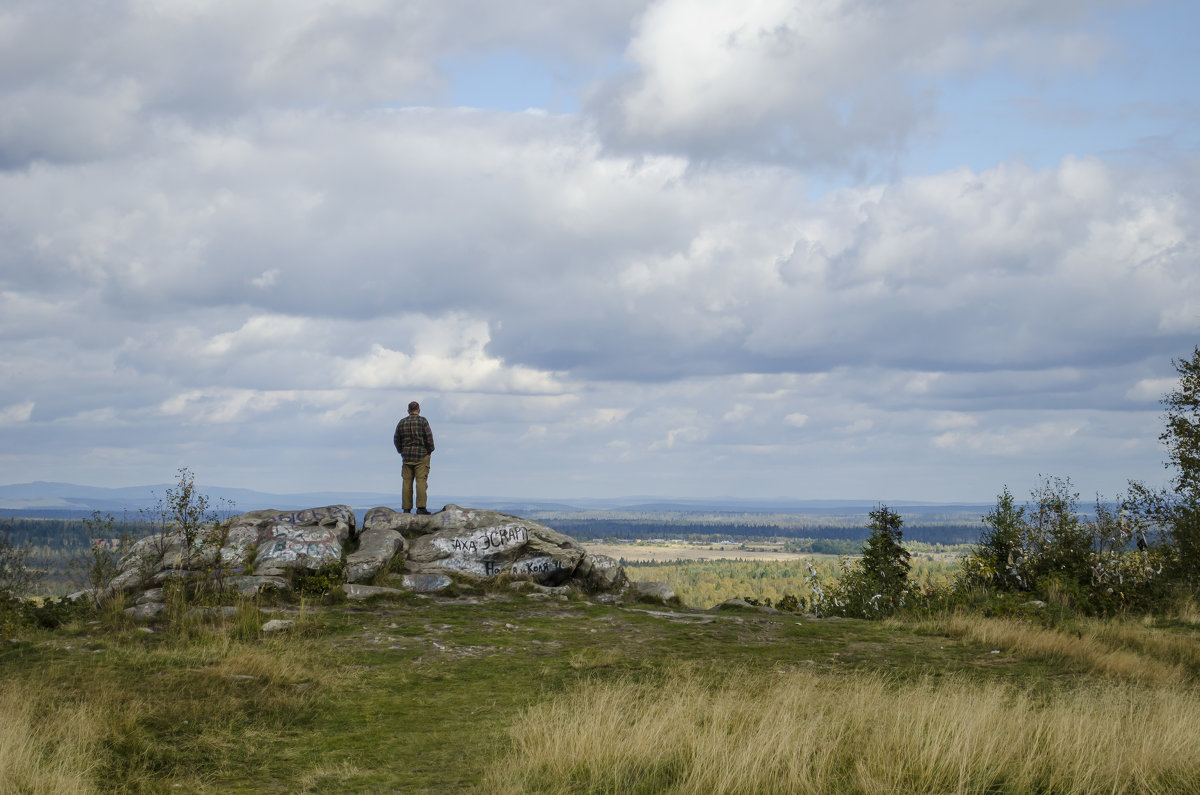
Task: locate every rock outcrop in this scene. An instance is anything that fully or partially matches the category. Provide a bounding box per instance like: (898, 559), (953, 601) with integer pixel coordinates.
(406, 508), (586, 585)
(359, 505), (627, 590)
(102, 503), (627, 614)
(109, 505), (355, 598)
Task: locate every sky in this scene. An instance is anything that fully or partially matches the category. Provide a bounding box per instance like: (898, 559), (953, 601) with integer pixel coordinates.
(1, 0), (1198, 504)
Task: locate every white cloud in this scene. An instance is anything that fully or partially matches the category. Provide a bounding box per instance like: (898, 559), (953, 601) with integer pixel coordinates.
(251, 269), (280, 289)
(650, 425), (707, 451)
(0, 0), (651, 166)
(783, 412), (809, 428)
(929, 412), (977, 432)
(0, 401), (34, 426)
(838, 419), (874, 435)
(1126, 378), (1176, 403)
(585, 408), (631, 425)
(202, 314), (309, 356)
(723, 403), (751, 422)
(159, 388), (305, 424)
(932, 420), (1085, 456)
(594, 0), (1126, 161)
(339, 318), (568, 395)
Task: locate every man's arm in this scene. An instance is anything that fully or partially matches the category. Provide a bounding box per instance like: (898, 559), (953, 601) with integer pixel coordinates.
(424, 418), (435, 454)
(393, 421), (404, 455)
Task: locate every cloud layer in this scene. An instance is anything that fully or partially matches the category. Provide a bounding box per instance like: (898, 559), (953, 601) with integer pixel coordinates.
(0, 0), (1195, 501)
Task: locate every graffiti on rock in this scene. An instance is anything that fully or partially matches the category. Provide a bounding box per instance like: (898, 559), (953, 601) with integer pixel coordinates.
(256, 522), (342, 568)
(510, 556), (567, 577)
(445, 525), (530, 556)
(429, 525), (572, 580)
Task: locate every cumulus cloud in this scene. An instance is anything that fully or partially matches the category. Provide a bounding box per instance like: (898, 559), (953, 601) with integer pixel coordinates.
(0, 0), (650, 167)
(591, 0), (1130, 163)
(784, 413), (809, 428)
(340, 324), (568, 394)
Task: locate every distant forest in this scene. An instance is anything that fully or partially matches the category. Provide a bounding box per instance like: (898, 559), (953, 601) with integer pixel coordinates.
(539, 518), (983, 546)
(1, 516), (147, 548)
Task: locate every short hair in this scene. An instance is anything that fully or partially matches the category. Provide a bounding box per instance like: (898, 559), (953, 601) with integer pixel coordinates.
(408, 401), (420, 412)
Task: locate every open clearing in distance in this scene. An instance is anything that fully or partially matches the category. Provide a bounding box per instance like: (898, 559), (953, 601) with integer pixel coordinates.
(583, 540), (819, 564)
(583, 540), (965, 565)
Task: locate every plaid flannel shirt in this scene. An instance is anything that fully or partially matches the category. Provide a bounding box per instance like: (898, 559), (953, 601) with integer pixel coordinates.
(393, 414), (435, 461)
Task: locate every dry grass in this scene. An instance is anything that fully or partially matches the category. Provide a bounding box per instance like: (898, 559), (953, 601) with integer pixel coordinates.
(295, 760), (364, 793)
(485, 666), (1200, 794)
(1087, 619), (1200, 674)
(0, 684), (129, 794)
(584, 541), (814, 564)
(0, 616), (352, 792)
(1168, 595), (1200, 626)
(921, 614), (1199, 685)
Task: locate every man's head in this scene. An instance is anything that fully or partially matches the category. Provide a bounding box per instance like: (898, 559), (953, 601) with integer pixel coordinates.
(408, 401), (420, 414)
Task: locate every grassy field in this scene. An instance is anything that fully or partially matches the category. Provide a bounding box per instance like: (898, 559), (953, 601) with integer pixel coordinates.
(619, 555), (962, 609)
(4, 579), (1200, 793)
(583, 540), (813, 564)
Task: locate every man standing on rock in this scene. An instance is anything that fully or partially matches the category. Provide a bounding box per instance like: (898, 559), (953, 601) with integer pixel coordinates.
(393, 401), (435, 515)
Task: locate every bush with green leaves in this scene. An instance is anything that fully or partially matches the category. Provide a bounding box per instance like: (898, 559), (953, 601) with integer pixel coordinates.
(959, 476), (1170, 614)
(292, 561), (346, 601)
(148, 467), (217, 570)
(144, 467), (235, 601)
(961, 486), (1028, 590)
(1028, 475), (1093, 589)
(71, 511), (132, 607)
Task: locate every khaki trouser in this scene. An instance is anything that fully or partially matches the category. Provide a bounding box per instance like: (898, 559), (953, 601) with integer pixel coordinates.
(402, 455), (430, 511)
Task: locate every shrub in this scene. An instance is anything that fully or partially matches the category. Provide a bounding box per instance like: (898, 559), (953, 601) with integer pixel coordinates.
(292, 562), (346, 601)
(72, 511), (132, 608)
(961, 487), (1027, 590)
(1029, 475), (1092, 588)
(814, 506), (919, 618)
(0, 526), (40, 637)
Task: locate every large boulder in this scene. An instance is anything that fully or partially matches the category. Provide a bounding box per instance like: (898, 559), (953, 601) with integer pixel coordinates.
(238, 506), (356, 576)
(345, 521), (408, 583)
(405, 505), (588, 587)
(574, 553), (628, 592)
(361, 506), (415, 536)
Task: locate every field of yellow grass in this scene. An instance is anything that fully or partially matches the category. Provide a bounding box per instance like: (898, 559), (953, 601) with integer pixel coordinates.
(619, 556), (959, 608)
(487, 664), (1200, 793)
(584, 540), (815, 564)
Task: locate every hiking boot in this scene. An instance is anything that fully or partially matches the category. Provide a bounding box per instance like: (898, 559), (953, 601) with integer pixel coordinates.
(416, 507), (432, 515)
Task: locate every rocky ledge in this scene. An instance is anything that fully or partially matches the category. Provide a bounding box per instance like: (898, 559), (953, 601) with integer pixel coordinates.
(86, 504), (628, 615)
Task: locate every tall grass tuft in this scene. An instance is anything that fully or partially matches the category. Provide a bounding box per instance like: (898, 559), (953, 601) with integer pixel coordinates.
(486, 667), (1200, 794)
(0, 685), (108, 794)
